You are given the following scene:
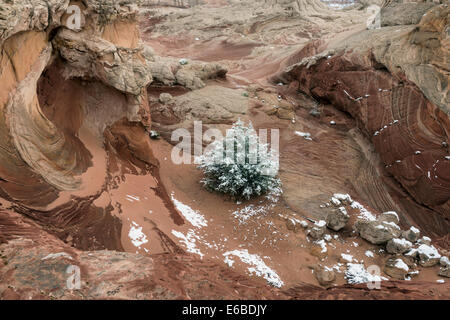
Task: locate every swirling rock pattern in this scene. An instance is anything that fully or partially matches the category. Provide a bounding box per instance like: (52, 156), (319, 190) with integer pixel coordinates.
(0, 0), (153, 249)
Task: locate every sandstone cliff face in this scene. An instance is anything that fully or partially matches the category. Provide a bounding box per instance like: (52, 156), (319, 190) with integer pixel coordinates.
(279, 4), (449, 237)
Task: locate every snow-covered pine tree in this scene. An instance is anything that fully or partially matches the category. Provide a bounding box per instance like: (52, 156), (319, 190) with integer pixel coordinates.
(198, 119), (282, 200)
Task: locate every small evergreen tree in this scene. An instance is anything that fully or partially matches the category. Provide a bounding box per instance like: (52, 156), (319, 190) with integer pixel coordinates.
(198, 119), (282, 200)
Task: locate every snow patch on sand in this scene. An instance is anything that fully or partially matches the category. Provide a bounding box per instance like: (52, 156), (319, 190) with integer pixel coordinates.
(223, 249), (284, 288)
(365, 250), (374, 258)
(172, 229), (204, 258)
(341, 253), (354, 263)
(345, 263), (385, 284)
(171, 193), (207, 228)
(129, 221), (148, 248)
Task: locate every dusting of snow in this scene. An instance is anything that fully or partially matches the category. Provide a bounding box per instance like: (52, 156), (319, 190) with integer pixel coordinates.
(417, 244), (441, 259)
(126, 195), (140, 202)
(42, 252), (73, 261)
(405, 248), (417, 257)
(231, 204), (268, 224)
(394, 259), (409, 272)
(410, 226), (420, 234)
(172, 229), (204, 258)
(315, 220), (326, 227)
(383, 211), (399, 221)
(333, 193), (352, 203)
(223, 249), (284, 288)
(316, 239), (327, 253)
(382, 221), (400, 230)
(351, 200), (376, 221)
(129, 221), (148, 248)
(295, 131), (312, 141)
(365, 250), (374, 258)
(392, 238), (412, 247)
(440, 256), (449, 266)
(330, 197), (341, 206)
(341, 253), (354, 263)
(171, 193), (207, 228)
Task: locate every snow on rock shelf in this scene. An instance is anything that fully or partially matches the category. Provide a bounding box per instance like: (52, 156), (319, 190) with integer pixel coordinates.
(223, 249), (284, 288)
(129, 222), (149, 248)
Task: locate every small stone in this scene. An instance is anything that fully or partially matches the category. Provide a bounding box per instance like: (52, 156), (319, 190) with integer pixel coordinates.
(326, 206), (349, 231)
(417, 244), (441, 267)
(159, 93), (173, 104)
(314, 265), (336, 287)
(286, 218), (298, 232)
(386, 238), (412, 254)
(438, 266), (450, 278)
(379, 211), (399, 224)
(299, 220), (309, 228)
(440, 256), (449, 267)
(402, 226), (420, 242)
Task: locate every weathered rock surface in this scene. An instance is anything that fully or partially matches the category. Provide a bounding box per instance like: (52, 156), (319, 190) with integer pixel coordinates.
(143, 48), (227, 90)
(384, 257), (410, 280)
(386, 238), (413, 254)
(354, 219), (402, 244)
(439, 266), (450, 278)
(380, 2), (436, 27)
(402, 226), (421, 243)
(314, 265), (336, 287)
(417, 244), (442, 267)
(307, 220), (327, 239)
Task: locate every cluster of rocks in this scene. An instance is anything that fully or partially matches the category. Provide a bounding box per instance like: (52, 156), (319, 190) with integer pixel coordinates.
(354, 211), (402, 245)
(286, 193), (449, 285)
(352, 210), (447, 280)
